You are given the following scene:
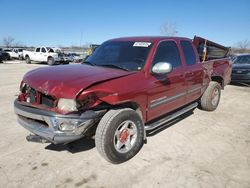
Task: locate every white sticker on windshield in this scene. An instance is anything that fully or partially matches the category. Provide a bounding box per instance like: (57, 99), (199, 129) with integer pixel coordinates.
(133, 42), (151, 47)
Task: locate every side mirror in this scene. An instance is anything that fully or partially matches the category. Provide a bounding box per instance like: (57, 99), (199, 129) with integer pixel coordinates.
(152, 62), (173, 74)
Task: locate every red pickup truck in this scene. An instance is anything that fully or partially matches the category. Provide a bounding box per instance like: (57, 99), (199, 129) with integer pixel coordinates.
(14, 36), (232, 163)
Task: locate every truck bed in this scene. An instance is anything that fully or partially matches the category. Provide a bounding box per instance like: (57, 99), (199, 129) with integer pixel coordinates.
(193, 36), (232, 88)
(203, 59), (232, 88)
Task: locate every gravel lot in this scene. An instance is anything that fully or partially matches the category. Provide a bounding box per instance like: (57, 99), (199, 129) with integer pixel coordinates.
(0, 60), (250, 188)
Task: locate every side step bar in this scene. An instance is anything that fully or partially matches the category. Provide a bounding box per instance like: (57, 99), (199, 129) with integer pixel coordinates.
(145, 102), (198, 131)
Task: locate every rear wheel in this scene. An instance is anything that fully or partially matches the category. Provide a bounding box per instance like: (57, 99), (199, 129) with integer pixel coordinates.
(95, 108), (144, 164)
(47, 57), (55, 66)
(199, 81), (221, 111)
(25, 56), (31, 64)
(6, 54), (11, 60)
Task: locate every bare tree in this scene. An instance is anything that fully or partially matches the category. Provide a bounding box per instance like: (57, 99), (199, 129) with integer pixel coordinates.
(2, 36), (15, 47)
(14, 41), (25, 47)
(236, 40), (250, 50)
(160, 22), (178, 36)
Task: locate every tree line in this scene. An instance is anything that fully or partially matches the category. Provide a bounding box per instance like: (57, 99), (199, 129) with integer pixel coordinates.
(2, 31), (250, 53)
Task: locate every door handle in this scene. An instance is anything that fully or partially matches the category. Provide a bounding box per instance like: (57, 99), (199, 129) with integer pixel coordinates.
(186, 72), (194, 76)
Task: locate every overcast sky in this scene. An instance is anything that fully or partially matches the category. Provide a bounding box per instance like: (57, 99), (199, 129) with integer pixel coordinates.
(0, 0), (249, 47)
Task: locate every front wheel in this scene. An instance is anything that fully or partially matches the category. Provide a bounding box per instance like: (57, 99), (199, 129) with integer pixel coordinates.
(95, 108), (144, 164)
(25, 56), (31, 64)
(47, 57), (55, 66)
(6, 54), (11, 60)
(199, 81), (221, 111)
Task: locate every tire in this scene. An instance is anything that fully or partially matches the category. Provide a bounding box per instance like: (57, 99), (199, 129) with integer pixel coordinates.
(47, 57), (55, 66)
(200, 81), (221, 111)
(95, 108), (144, 164)
(25, 56), (31, 64)
(7, 54), (11, 60)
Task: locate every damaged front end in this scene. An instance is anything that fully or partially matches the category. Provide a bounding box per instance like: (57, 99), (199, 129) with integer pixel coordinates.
(14, 64), (132, 144)
(14, 82), (107, 144)
(14, 99), (106, 144)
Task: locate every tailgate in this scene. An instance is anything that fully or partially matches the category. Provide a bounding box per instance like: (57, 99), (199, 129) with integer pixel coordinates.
(193, 36), (230, 61)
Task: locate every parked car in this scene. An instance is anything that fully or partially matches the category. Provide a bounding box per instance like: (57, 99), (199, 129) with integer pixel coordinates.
(0, 48), (3, 63)
(231, 54), (250, 83)
(23, 47), (69, 65)
(67, 53), (83, 63)
(0, 48), (11, 61)
(4, 48), (25, 60)
(14, 36), (232, 163)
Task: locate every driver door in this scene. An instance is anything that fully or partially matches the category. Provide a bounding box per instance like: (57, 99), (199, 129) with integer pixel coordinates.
(147, 40), (187, 121)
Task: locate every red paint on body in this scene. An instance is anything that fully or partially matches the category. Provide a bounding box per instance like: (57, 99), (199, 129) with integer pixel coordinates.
(19, 36), (232, 122)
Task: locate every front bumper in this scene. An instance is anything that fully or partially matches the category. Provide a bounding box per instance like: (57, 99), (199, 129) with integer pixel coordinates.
(54, 56), (69, 63)
(14, 100), (105, 144)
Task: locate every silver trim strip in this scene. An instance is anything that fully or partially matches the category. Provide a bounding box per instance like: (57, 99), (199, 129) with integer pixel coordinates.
(187, 86), (201, 94)
(149, 86), (201, 109)
(150, 92), (186, 108)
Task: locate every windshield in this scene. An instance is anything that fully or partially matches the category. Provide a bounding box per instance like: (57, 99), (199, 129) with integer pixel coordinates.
(233, 55), (250, 64)
(85, 41), (153, 71)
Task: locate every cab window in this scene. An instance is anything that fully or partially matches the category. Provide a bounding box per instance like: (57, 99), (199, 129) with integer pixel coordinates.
(152, 41), (181, 68)
(41, 48), (46, 53)
(181, 41), (196, 66)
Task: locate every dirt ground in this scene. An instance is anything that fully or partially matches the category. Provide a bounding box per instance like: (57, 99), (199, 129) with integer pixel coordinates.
(0, 60), (250, 188)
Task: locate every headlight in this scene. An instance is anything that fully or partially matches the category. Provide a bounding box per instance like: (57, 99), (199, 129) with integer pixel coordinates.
(52, 54), (59, 58)
(57, 98), (77, 112)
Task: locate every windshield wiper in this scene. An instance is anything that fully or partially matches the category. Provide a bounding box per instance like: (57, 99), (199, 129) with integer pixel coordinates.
(82, 61), (96, 66)
(100, 64), (129, 71)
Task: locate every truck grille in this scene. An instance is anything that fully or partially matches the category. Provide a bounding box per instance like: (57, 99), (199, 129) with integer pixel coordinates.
(28, 88), (37, 103)
(41, 93), (54, 107)
(23, 85), (55, 108)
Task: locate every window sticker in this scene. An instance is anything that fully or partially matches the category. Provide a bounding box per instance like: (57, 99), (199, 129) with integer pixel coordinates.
(133, 42), (151, 47)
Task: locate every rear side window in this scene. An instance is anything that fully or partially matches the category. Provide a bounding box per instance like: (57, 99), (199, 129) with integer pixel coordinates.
(181, 41), (196, 66)
(152, 41), (181, 68)
(41, 48), (46, 53)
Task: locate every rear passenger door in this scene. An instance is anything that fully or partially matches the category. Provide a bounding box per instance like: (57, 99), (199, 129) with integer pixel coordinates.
(180, 40), (203, 104)
(33, 48), (40, 61)
(40, 47), (47, 62)
(147, 40), (187, 121)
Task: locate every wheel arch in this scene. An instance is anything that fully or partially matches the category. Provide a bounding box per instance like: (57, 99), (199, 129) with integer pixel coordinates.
(211, 75), (224, 89)
(105, 101), (144, 121)
(47, 56), (53, 61)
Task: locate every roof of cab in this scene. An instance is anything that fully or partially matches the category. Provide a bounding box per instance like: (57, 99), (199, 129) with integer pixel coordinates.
(107, 36), (191, 43)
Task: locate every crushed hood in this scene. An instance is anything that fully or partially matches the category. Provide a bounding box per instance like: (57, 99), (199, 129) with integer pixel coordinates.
(23, 64), (133, 98)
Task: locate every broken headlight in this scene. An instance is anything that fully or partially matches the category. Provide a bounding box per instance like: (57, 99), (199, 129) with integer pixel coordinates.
(57, 98), (78, 112)
(57, 94), (100, 112)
